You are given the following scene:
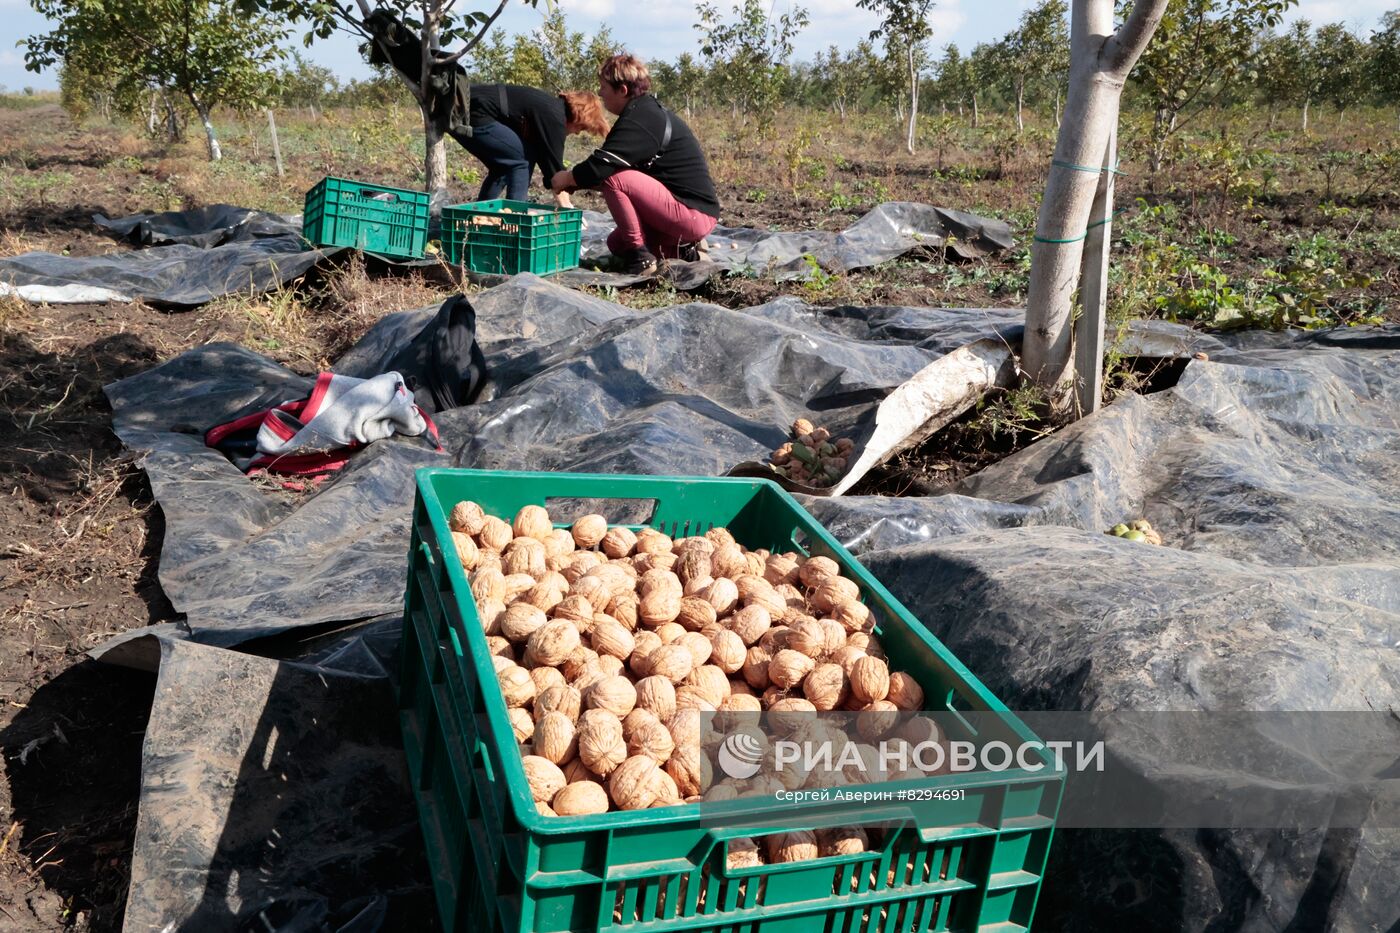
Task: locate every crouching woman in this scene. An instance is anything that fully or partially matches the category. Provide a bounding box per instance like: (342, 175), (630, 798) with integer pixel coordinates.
(550, 54), (721, 275)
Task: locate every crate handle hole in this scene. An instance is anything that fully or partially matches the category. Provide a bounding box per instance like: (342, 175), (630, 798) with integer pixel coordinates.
(544, 497), (659, 527)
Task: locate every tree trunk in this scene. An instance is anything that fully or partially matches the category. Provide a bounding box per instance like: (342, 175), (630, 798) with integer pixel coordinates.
(971, 94), (980, 128)
(1267, 106), (1277, 130)
(1016, 83), (1025, 133)
(1054, 87), (1062, 127)
(1149, 107), (1169, 173)
(147, 92), (159, 135)
(1022, 0), (1168, 397)
(424, 117), (448, 194)
(906, 46), (919, 155)
(188, 93), (221, 161)
(164, 93), (181, 143)
(1301, 98), (1310, 134)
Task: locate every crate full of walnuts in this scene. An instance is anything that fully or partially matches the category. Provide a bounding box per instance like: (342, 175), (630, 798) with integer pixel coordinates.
(399, 469), (1063, 933)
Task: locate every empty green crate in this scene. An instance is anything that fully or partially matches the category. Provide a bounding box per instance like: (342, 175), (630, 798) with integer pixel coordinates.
(302, 176), (430, 260)
(440, 199), (582, 276)
(399, 469), (1065, 933)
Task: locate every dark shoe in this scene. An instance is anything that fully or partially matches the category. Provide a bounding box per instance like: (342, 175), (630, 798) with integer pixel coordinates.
(677, 238), (710, 263)
(620, 248), (658, 276)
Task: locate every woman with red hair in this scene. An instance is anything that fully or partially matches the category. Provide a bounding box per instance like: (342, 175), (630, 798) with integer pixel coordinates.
(459, 85), (610, 206)
(550, 54), (721, 275)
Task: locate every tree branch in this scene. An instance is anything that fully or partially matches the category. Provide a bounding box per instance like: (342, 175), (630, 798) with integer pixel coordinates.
(1105, 0), (1168, 74)
(438, 0), (510, 64)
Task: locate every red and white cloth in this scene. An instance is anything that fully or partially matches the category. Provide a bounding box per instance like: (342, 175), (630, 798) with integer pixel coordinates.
(206, 371), (440, 477)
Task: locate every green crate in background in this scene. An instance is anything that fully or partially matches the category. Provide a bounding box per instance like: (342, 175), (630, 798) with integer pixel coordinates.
(302, 176), (430, 260)
(440, 199), (582, 276)
(400, 469), (1065, 933)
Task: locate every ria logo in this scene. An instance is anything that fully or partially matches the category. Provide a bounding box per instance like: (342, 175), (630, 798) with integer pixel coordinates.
(717, 732), (764, 779)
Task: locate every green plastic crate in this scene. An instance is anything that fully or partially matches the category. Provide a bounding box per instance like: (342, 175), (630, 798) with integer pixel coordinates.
(440, 199), (583, 276)
(302, 176), (430, 260)
(399, 469), (1065, 933)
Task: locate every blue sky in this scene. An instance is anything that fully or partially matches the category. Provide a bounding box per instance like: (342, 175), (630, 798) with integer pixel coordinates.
(2, 0), (1396, 93)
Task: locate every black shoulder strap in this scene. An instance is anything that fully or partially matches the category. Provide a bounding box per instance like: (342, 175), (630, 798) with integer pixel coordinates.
(660, 110), (673, 150)
(498, 84), (509, 120)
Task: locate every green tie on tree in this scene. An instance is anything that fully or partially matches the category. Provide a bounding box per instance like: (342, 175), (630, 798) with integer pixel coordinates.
(24, 0), (287, 161)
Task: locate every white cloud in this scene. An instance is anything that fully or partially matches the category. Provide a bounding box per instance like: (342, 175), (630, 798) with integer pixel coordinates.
(0, 50), (21, 68)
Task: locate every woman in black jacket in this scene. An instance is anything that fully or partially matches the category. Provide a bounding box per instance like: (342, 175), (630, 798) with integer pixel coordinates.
(549, 55), (721, 275)
(459, 85), (609, 206)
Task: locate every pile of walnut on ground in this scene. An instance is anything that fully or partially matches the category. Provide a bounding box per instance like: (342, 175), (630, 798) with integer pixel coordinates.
(449, 501), (936, 864)
(767, 419), (856, 488)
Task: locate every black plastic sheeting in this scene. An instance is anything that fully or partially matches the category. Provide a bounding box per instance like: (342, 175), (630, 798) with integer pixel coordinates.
(0, 201), (1011, 305)
(98, 275), (1400, 931)
(0, 206), (328, 306)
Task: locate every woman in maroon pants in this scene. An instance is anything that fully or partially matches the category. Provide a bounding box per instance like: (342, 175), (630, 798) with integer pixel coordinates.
(550, 55), (721, 276)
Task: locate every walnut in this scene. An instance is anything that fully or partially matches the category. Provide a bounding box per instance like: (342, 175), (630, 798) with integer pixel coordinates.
(768, 649), (816, 690)
(665, 744), (709, 798)
(701, 577), (739, 615)
(552, 780), (610, 816)
(645, 644), (695, 684)
(584, 675), (638, 718)
(728, 605), (772, 647)
(478, 515), (514, 552)
(590, 619), (636, 660)
(817, 826), (869, 857)
(498, 665), (536, 707)
(501, 603), (548, 643)
(831, 599), (873, 634)
(577, 709), (627, 776)
(513, 505), (553, 542)
(763, 552), (801, 587)
(849, 656), (890, 704)
(639, 589), (682, 627)
(629, 630), (663, 678)
(710, 545), (748, 580)
(476, 598), (507, 636)
(595, 655), (624, 678)
(674, 686), (717, 712)
(608, 755), (662, 810)
(501, 573), (536, 602)
(535, 712), (578, 765)
(607, 591), (640, 631)
(634, 675), (677, 722)
(529, 666), (566, 695)
(802, 663), (848, 711)
(765, 830), (818, 863)
(741, 646), (772, 691)
(727, 837), (761, 870)
(503, 537), (546, 577)
(449, 500), (487, 535)
(522, 755), (566, 803)
(785, 619), (828, 658)
(470, 568), (506, 603)
(560, 646), (600, 682)
(600, 527), (638, 560)
(676, 596), (717, 632)
(704, 527), (737, 550)
(676, 549), (712, 586)
(624, 709), (675, 764)
(706, 627), (746, 674)
(562, 550), (603, 583)
(451, 531), (480, 572)
(534, 684), (582, 723)
(508, 707), (534, 743)
(798, 555), (840, 589)
(551, 595), (594, 629)
(810, 577), (861, 614)
(526, 619), (581, 667)
(857, 700), (900, 741)
(654, 622), (687, 645)
(887, 672), (925, 711)
(682, 664), (731, 707)
(571, 514), (608, 549)
(544, 527), (576, 558)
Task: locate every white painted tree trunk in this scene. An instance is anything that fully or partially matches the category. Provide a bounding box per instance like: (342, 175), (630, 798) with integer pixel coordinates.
(906, 46), (919, 155)
(1302, 98), (1310, 134)
(189, 93), (221, 162)
(971, 94), (980, 128)
(1073, 126), (1116, 415)
(1015, 83), (1025, 133)
(1022, 0), (1168, 397)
